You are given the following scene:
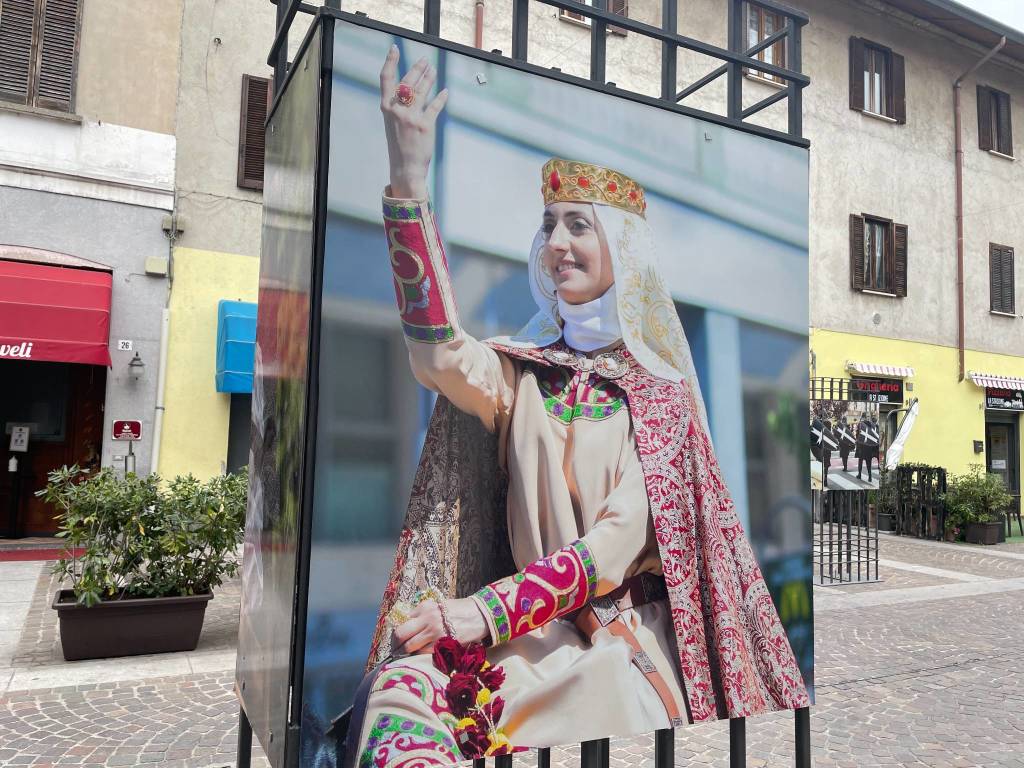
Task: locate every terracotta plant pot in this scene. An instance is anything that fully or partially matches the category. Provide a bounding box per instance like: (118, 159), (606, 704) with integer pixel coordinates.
(52, 589), (212, 661)
(965, 522), (1002, 546)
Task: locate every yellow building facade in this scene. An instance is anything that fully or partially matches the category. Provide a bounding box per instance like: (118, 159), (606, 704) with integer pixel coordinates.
(811, 328), (1024, 480)
(157, 248), (259, 481)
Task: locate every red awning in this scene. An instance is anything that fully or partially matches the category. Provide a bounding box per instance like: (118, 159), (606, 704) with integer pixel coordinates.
(0, 259), (113, 366)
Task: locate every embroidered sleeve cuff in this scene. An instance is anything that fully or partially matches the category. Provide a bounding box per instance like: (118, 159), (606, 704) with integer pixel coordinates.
(473, 540), (599, 645)
(382, 194), (459, 345)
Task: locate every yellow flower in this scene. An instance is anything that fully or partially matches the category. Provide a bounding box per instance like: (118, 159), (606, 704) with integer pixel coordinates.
(485, 731), (511, 756)
(456, 717), (477, 730)
(481, 661), (491, 670)
(476, 687), (491, 706)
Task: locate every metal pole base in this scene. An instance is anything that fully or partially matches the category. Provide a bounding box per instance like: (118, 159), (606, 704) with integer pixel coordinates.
(580, 738), (609, 768)
(795, 707), (811, 768)
(236, 707), (252, 768)
(730, 717), (746, 768)
(655, 728), (674, 768)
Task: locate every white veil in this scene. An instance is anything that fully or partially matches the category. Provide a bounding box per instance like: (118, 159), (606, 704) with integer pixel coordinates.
(489, 202), (711, 436)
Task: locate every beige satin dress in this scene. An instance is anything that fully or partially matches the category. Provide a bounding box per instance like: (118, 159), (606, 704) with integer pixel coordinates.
(355, 326), (689, 761)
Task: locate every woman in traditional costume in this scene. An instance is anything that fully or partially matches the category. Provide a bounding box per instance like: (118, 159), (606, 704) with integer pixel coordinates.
(348, 49), (809, 767)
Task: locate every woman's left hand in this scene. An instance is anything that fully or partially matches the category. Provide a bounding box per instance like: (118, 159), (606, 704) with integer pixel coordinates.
(392, 597), (488, 654)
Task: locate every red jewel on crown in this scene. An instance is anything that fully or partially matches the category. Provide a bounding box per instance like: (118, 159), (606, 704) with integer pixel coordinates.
(578, 176), (590, 188)
(606, 181), (617, 192)
(549, 170), (561, 192)
(628, 190), (638, 201)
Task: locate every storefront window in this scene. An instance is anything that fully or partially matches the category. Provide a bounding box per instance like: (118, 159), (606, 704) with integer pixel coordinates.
(0, 360), (69, 442)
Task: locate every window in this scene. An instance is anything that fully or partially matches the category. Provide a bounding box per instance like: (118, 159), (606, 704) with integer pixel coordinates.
(990, 244), (1016, 315)
(559, 0), (628, 35)
(0, 0), (82, 112)
(849, 214), (908, 296)
(977, 85), (1013, 157)
(849, 38), (906, 124)
(744, 2), (787, 83)
(237, 74), (272, 190)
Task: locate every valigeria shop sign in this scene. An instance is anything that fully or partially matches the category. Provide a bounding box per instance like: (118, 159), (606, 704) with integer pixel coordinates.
(0, 342), (33, 359)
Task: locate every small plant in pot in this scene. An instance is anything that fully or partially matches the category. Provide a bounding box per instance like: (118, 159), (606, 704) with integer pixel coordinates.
(942, 464), (1011, 546)
(39, 465), (247, 661)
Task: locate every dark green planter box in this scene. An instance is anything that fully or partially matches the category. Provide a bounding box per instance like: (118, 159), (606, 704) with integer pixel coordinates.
(965, 521), (1002, 546)
(53, 589), (212, 661)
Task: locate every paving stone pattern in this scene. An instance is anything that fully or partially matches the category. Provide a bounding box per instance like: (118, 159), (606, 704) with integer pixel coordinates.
(2, 537), (1024, 767)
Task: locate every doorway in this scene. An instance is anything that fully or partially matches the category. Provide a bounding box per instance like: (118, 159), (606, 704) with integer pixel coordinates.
(0, 360), (106, 537)
(986, 413), (1020, 525)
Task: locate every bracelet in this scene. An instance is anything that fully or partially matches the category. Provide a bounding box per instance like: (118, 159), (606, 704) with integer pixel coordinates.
(435, 598), (457, 640)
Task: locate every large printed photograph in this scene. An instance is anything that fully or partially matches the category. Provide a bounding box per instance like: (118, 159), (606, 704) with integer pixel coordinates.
(301, 19), (812, 766)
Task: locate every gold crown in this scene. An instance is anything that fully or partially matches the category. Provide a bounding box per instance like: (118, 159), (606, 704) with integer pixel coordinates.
(541, 158), (647, 218)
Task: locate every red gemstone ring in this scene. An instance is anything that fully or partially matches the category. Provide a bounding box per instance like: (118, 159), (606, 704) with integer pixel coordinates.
(395, 83), (415, 107)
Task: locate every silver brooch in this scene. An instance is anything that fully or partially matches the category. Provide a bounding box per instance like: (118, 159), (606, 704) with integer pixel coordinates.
(593, 351), (628, 380)
(542, 348), (629, 380)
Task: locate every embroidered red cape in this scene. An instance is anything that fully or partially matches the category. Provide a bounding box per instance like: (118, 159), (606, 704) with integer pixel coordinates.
(367, 342), (810, 723)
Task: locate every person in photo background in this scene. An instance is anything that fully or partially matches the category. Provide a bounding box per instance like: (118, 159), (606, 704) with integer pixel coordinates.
(346, 48), (809, 766)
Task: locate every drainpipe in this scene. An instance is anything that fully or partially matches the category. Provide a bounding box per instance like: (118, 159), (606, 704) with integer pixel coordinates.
(150, 308), (170, 475)
(474, 1), (484, 48)
(953, 36), (1005, 382)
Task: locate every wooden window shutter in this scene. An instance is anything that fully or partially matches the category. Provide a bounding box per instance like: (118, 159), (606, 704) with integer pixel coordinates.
(849, 37), (865, 111)
(996, 91), (1013, 156)
(849, 214), (866, 291)
(977, 85), (994, 151)
(893, 223), (908, 297)
(608, 0), (628, 36)
(238, 74), (272, 190)
(890, 52), (906, 124)
(34, 0), (82, 112)
(991, 245), (1015, 314)
(0, 0), (37, 105)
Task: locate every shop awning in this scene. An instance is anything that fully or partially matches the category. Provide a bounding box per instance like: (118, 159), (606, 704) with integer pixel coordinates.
(216, 300), (257, 393)
(846, 361), (915, 378)
(969, 371), (1024, 389)
(0, 257), (112, 366)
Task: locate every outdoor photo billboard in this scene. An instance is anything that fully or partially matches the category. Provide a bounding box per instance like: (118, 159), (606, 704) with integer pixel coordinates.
(293, 15), (814, 766)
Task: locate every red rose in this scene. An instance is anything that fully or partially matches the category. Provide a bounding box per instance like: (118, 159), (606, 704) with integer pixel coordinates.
(454, 720), (489, 759)
(549, 170), (561, 192)
(484, 696), (505, 725)
(478, 665), (506, 690)
(445, 673), (481, 717)
(431, 636), (464, 675)
(456, 642), (487, 675)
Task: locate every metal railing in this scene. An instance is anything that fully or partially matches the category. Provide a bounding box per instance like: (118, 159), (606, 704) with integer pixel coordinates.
(813, 490), (880, 585)
(268, 0), (810, 146)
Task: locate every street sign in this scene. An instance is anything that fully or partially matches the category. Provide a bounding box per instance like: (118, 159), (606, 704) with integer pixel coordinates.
(985, 387), (1024, 411)
(9, 425), (29, 452)
(112, 420), (142, 441)
(849, 376), (904, 404)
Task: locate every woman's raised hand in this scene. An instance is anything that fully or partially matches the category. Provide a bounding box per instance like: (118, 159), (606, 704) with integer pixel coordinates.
(379, 46), (449, 200)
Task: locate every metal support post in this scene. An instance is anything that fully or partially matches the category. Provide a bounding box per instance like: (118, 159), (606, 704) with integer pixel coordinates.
(660, 1), (678, 101)
(537, 747), (551, 768)
(511, 0), (529, 61)
(236, 707), (252, 768)
(580, 738), (609, 768)
(655, 728), (674, 768)
(730, 717), (746, 768)
(589, 0), (607, 85)
(795, 707), (811, 768)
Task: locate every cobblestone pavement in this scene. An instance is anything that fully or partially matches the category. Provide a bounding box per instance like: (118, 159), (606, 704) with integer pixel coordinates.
(2, 534), (1023, 767)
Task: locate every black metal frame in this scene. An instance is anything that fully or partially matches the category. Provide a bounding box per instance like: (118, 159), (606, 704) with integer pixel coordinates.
(267, 0), (810, 148)
(237, 2), (815, 767)
(813, 490), (880, 585)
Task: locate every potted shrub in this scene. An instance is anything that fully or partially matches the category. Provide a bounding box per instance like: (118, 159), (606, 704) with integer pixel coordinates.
(39, 466), (247, 661)
(942, 465), (1011, 546)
